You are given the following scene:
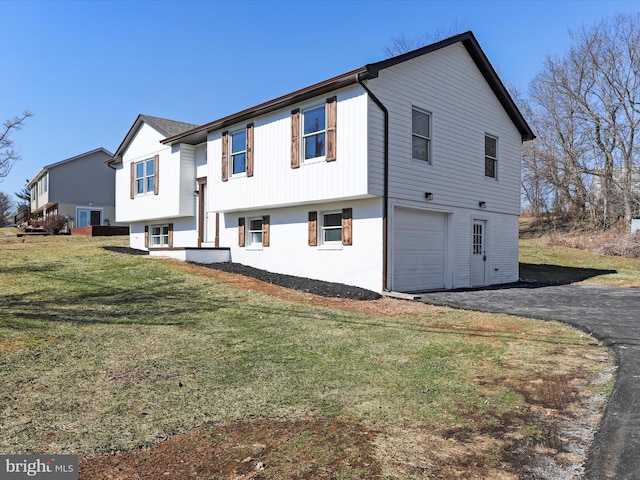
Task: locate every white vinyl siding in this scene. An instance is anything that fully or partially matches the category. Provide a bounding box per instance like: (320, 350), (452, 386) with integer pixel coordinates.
(222, 198), (383, 292)
(210, 86), (371, 213)
(367, 42), (522, 216)
(115, 123), (198, 223)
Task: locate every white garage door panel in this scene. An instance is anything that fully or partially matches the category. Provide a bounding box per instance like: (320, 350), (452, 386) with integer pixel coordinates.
(393, 208), (445, 292)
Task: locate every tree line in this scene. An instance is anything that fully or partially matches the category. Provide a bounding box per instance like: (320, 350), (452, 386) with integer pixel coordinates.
(521, 13), (640, 228)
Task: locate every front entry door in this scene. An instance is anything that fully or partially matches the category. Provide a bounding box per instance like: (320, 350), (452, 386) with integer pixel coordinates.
(197, 178), (207, 246)
(471, 220), (487, 287)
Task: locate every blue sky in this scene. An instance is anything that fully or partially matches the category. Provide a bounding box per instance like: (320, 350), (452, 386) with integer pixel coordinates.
(1, 0), (637, 202)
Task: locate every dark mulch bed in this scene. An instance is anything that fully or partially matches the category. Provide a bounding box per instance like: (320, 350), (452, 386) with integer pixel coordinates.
(103, 245), (380, 300)
(103, 246), (149, 256)
(196, 262), (382, 301)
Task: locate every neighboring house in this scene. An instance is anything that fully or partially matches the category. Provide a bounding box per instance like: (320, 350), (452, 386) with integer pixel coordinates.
(28, 148), (116, 228)
(109, 32), (534, 293)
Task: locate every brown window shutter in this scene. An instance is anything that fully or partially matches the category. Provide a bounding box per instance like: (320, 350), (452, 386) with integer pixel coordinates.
(308, 211), (317, 246)
(153, 154), (159, 195)
(342, 208), (352, 245)
(246, 123), (254, 177)
(326, 96), (337, 162)
(262, 215), (270, 247)
(238, 217), (245, 247)
(130, 162), (135, 199)
(221, 131), (229, 182)
(168, 223), (173, 247)
(291, 109), (300, 169)
(144, 225), (149, 248)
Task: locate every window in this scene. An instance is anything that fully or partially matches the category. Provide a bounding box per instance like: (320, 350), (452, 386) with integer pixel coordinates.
(321, 212), (342, 244)
(77, 208), (102, 227)
(248, 217), (263, 246)
(291, 97), (336, 168)
(230, 129), (247, 176)
(150, 224), (170, 247)
(309, 209), (352, 246)
(412, 108), (431, 163)
(485, 135), (498, 178)
(303, 105), (326, 160)
(135, 158), (155, 194)
(238, 215), (269, 247)
(222, 125), (253, 181)
(38, 174), (48, 194)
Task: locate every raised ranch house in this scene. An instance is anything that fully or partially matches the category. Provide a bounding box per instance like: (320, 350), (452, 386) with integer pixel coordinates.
(27, 148), (120, 230)
(109, 31), (534, 293)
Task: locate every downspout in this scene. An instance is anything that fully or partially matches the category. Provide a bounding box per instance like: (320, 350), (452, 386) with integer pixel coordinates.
(356, 72), (390, 291)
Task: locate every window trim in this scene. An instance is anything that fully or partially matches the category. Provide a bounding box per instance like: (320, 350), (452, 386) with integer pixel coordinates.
(229, 128), (248, 177)
(133, 155), (159, 196)
(320, 210), (343, 248)
(146, 223), (172, 249)
(411, 107), (432, 164)
(484, 134), (498, 179)
(76, 206), (103, 227)
(247, 216), (263, 247)
(301, 103), (327, 163)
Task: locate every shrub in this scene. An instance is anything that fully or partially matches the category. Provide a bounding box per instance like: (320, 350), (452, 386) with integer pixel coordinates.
(42, 214), (68, 235)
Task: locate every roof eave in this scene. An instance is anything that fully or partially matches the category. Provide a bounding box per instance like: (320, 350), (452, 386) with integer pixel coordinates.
(366, 31), (535, 142)
(163, 67), (373, 145)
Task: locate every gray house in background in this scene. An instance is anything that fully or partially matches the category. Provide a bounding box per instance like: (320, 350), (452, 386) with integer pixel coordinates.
(28, 148), (118, 229)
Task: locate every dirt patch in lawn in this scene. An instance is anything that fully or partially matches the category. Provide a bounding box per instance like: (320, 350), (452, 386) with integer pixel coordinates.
(80, 417), (381, 480)
(177, 261), (432, 317)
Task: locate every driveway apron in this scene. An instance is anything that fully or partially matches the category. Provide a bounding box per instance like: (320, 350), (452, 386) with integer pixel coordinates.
(419, 284), (640, 480)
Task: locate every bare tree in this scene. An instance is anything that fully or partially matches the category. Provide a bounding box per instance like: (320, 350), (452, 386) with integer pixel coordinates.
(384, 22), (467, 57)
(1, 111), (33, 178)
(526, 13), (640, 227)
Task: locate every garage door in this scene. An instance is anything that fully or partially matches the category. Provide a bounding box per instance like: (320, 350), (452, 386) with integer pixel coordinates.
(393, 207), (446, 292)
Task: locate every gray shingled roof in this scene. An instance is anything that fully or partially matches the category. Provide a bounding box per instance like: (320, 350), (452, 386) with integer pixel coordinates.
(109, 114), (199, 163)
(138, 115), (198, 138)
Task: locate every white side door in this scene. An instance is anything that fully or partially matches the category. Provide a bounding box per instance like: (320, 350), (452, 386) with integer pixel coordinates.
(471, 219), (487, 287)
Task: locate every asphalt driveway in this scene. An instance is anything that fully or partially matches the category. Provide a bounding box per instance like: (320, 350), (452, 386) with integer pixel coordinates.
(419, 284), (640, 480)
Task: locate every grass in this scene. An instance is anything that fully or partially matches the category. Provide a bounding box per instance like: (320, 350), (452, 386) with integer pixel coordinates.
(0, 234), (616, 478)
(520, 237), (640, 286)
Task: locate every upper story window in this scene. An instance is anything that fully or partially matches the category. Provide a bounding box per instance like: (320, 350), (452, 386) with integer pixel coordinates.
(221, 124), (253, 181)
(303, 105), (326, 160)
(135, 158), (155, 195)
(412, 108), (431, 163)
(230, 130), (247, 176)
(485, 135), (498, 179)
(291, 97), (336, 168)
(37, 173), (48, 195)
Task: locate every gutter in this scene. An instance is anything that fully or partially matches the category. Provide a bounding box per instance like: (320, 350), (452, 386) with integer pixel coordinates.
(356, 73), (390, 292)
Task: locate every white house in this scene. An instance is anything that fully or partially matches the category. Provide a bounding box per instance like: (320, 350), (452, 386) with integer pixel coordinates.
(108, 32), (534, 293)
